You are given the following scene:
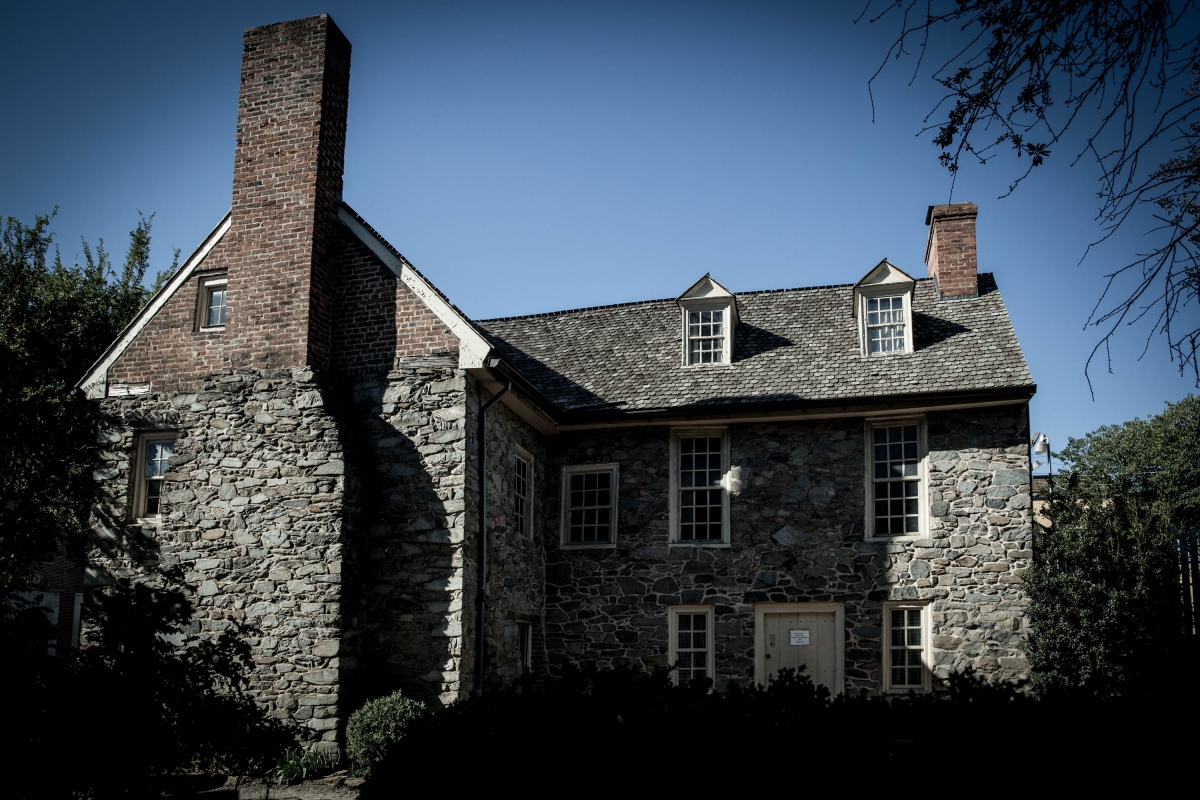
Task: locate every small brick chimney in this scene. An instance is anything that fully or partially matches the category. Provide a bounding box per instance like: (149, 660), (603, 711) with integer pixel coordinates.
(924, 202), (979, 299)
(225, 14), (351, 371)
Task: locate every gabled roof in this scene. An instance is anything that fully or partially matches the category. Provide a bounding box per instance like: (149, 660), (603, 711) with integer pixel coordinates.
(476, 274), (1032, 417)
(853, 259), (916, 317)
(677, 273), (740, 325)
(76, 212), (232, 398)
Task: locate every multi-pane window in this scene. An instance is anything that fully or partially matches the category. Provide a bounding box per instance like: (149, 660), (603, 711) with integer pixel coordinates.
(872, 423), (920, 536)
(887, 606), (927, 691)
(206, 285), (226, 327)
(687, 309), (725, 364)
(866, 295), (906, 354)
(671, 610), (712, 687)
(513, 450), (532, 537)
(561, 465), (618, 546)
(197, 274), (228, 329)
(678, 435), (724, 542)
(136, 434), (175, 518)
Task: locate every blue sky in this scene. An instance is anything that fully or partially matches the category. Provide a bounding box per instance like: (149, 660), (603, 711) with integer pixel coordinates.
(2, 1), (1195, 467)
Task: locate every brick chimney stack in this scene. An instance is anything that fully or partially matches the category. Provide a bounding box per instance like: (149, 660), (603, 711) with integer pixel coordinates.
(924, 202), (979, 299)
(226, 14), (351, 371)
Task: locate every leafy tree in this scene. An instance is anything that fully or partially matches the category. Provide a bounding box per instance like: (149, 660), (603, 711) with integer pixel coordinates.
(860, 1), (1200, 386)
(1024, 394), (1199, 697)
(0, 211), (174, 599)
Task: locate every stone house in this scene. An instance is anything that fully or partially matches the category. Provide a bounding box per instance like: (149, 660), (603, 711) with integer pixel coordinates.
(78, 15), (1036, 746)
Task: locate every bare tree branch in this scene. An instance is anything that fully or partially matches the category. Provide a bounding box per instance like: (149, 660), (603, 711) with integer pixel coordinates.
(861, 1), (1200, 392)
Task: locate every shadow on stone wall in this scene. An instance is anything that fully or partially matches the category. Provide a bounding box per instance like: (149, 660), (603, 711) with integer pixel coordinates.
(338, 367), (465, 713)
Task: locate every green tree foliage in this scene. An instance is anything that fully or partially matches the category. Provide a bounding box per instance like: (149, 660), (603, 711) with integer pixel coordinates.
(0, 211), (174, 598)
(1024, 394), (1199, 697)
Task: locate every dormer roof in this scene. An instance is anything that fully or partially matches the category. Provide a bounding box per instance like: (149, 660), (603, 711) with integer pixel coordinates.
(676, 273), (740, 326)
(853, 259), (916, 317)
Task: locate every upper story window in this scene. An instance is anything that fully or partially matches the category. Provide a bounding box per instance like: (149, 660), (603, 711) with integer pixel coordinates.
(196, 273), (228, 330)
(867, 420), (924, 538)
(513, 445), (533, 538)
(560, 463), (619, 547)
(677, 274), (738, 367)
(670, 429), (730, 546)
(866, 295), (906, 354)
(853, 259), (915, 357)
(133, 431), (175, 520)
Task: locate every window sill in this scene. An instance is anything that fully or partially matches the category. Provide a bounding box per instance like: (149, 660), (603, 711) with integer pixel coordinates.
(681, 362), (733, 369)
(132, 517), (162, 526)
(559, 542), (616, 549)
(864, 534), (927, 544)
(669, 541), (730, 549)
(197, 326), (225, 333)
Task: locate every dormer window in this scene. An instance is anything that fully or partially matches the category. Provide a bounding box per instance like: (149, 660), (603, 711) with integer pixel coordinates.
(853, 259), (915, 357)
(677, 273), (738, 368)
(866, 295), (906, 354)
(688, 309), (725, 364)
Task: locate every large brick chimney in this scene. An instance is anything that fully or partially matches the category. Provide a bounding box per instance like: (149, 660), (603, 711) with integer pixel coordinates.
(924, 202), (979, 299)
(225, 15), (351, 371)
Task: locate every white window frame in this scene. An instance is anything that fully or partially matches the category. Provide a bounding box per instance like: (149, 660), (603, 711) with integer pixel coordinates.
(196, 273), (228, 330)
(680, 301), (733, 367)
(882, 601), (932, 693)
(668, 605), (715, 687)
(132, 431), (176, 522)
(864, 417), (927, 542)
(559, 463), (619, 548)
(669, 428), (731, 547)
(857, 288), (913, 357)
(513, 444), (534, 539)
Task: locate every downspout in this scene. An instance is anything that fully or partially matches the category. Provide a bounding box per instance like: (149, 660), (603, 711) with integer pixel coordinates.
(475, 377), (512, 697)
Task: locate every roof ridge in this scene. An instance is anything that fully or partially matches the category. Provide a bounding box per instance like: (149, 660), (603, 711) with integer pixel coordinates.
(476, 276), (963, 324)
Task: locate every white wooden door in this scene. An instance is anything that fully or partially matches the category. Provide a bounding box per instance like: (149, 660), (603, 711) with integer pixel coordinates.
(762, 610), (839, 694)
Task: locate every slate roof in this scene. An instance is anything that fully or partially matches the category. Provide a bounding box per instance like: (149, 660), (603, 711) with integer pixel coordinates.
(475, 274), (1032, 415)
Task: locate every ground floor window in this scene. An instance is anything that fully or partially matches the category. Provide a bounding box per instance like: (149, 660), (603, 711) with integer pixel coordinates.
(668, 606), (714, 687)
(517, 621), (532, 677)
(883, 602), (930, 692)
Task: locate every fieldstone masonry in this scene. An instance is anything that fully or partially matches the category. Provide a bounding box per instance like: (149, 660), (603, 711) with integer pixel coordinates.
(88, 368), (345, 743)
(541, 407), (1031, 692)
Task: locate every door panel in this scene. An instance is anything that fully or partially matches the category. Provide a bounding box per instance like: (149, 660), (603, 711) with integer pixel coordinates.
(763, 611), (838, 694)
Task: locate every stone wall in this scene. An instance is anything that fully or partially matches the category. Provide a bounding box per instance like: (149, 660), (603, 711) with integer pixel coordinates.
(462, 379), (548, 691)
(87, 368), (346, 744)
(540, 406), (1031, 692)
(341, 361), (469, 707)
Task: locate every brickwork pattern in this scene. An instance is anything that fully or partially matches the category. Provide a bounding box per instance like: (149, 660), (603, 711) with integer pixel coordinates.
(540, 407), (1031, 693)
(329, 229), (459, 374)
(925, 202), (979, 299)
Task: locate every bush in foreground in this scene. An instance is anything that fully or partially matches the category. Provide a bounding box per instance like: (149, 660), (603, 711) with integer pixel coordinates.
(346, 689), (427, 776)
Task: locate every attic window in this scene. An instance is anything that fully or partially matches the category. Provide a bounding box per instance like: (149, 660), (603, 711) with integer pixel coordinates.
(866, 296), (906, 354)
(676, 275), (738, 368)
(196, 273), (228, 330)
(688, 309), (726, 364)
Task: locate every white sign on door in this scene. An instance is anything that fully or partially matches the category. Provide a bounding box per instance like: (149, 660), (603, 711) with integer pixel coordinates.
(790, 629), (810, 646)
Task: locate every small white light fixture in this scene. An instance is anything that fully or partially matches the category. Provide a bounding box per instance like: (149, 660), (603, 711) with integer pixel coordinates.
(1032, 433), (1049, 456)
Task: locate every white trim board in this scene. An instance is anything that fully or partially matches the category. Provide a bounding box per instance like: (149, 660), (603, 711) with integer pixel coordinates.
(77, 212), (233, 399)
(336, 206), (493, 369)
